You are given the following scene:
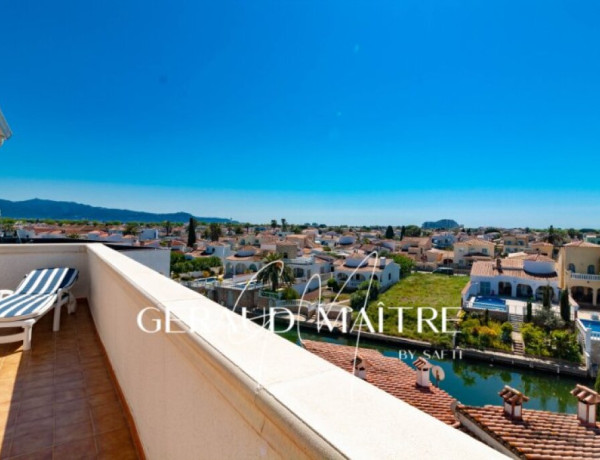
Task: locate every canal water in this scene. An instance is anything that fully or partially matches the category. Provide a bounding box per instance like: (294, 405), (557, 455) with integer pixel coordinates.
(279, 328), (590, 414)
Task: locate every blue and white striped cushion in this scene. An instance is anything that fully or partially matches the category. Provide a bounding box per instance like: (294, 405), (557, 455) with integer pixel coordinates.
(15, 268), (79, 296)
(0, 293), (57, 320)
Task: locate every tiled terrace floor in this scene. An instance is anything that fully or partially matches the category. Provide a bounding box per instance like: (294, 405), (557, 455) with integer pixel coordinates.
(0, 300), (139, 459)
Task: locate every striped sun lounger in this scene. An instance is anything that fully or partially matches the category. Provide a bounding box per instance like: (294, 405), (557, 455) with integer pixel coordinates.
(0, 267), (79, 350)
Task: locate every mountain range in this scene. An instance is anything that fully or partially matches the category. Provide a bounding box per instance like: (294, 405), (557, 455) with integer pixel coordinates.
(0, 198), (232, 223)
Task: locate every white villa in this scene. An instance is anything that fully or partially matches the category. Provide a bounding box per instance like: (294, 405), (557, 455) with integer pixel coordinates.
(204, 241), (232, 260)
(464, 256), (560, 305)
(224, 246), (263, 275)
(333, 252), (400, 290)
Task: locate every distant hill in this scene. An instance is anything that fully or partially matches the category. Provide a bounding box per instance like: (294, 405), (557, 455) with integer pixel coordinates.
(0, 198), (232, 223)
(422, 219), (460, 229)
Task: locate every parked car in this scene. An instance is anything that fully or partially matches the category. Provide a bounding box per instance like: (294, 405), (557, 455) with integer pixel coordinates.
(433, 267), (454, 276)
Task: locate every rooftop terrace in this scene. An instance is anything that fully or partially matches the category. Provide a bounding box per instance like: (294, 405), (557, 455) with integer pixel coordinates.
(0, 300), (138, 458)
(0, 243), (502, 459)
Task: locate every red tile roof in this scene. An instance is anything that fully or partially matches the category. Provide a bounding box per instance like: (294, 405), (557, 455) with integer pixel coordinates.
(565, 241), (600, 248)
(302, 340), (458, 426)
(456, 404), (600, 459)
(470, 259), (558, 281)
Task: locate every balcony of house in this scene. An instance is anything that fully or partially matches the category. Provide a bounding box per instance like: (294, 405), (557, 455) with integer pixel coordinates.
(568, 272), (600, 282)
(0, 243), (500, 459)
(566, 272), (600, 307)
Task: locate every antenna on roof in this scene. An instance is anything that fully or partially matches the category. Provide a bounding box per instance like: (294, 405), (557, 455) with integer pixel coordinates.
(431, 365), (445, 387)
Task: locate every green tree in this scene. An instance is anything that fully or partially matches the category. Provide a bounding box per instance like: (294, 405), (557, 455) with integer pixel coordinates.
(403, 225), (421, 237)
(187, 218), (197, 248)
(550, 330), (581, 362)
(257, 253), (294, 291)
(526, 300), (533, 323)
(281, 218), (288, 232)
(124, 222), (139, 236)
(501, 322), (513, 344)
(164, 221), (172, 236)
(234, 224), (243, 235)
(281, 286), (299, 300)
(350, 290), (368, 310)
(67, 233), (80, 239)
(271, 219), (277, 229)
(209, 223), (222, 242)
(385, 225), (394, 239)
(542, 285), (551, 308)
(547, 225), (556, 245)
(358, 280), (380, 301)
(392, 254), (415, 278)
(560, 289), (571, 323)
(400, 225), (406, 240)
(327, 277), (339, 291)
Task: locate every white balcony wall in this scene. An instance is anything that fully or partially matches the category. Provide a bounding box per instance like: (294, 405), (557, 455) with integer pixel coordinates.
(0, 244), (502, 459)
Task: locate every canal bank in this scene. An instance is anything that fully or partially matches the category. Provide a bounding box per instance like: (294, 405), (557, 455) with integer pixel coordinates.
(264, 316), (589, 379)
(277, 325), (591, 414)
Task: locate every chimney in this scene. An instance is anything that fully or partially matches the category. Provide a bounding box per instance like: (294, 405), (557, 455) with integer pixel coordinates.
(380, 257), (386, 268)
(571, 384), (600, 426)
(352, 355), (368, 380)
(413, 357), (431, 388)
(499, 385), (529, 420)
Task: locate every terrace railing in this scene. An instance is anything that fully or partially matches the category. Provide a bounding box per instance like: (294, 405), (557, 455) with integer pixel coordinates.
(569, 272), (600, 282)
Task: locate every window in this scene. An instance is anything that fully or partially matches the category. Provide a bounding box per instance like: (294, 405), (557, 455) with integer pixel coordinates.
(588, 265), (596, 275)
(568, 263), (576, 273)
(482, 248), (488, 255)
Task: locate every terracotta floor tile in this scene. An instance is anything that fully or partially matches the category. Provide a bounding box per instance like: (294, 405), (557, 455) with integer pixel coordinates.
(8, 429), (53, 457)
(0, 392), (19, 406)
(85, 379), (113, 397)
(14, 416), (54, 438)
(53, 436), (97, 459)
(55, 398), (89, 415)
(95, 428), (136, 459)
(92, 411), (127, 435)
(54, 370), (84, 385)
(0, 401), (15, 415)
(0, 439), (12, 458)
(20, 376), (53, 391)
(54, 379), (86, 394)
(20, 384), (53, 400)
(54, 419), (93, 445)
(88, 391), (118, 408)
(56, 406), (92, 428)
(18, 404), (53, 423)
(54, 387), (86, 404)
(54, 365), (81, 378)
(5, 446), (53, 460)
(0, 302), (139, 460)
(91, 399), (122, 419)
(18, 394), (54, 413)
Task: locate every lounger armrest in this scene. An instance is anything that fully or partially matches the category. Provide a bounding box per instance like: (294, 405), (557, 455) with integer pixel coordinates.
(0, 290), (13, 299)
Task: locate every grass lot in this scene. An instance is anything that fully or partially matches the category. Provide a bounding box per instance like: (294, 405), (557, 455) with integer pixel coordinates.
(364, 273), (469, 347)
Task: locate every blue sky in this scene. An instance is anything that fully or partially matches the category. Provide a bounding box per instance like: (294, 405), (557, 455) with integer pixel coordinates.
(1, 1), (599, 227)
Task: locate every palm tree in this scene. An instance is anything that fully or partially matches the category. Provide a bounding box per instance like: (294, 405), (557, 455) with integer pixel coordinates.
(257, 253), (294, 292)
